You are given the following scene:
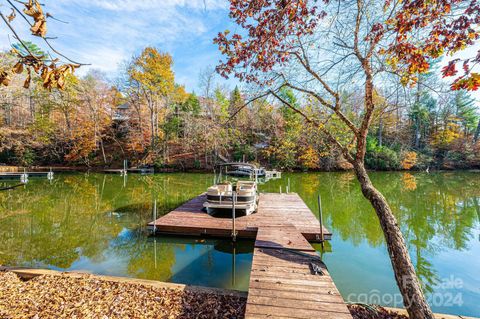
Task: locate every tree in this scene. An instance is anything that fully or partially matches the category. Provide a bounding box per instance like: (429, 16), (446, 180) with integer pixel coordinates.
(410, 93), (436, 149)
(128, 47), (176, 154)
(212, 0), (479, 317)
(77, 71), (114, 164)
(453, 90), (478, 136)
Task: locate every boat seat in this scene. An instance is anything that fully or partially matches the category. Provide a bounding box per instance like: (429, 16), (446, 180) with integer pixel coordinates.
(208, 183), (232, 195)
(237, 181), (255, 190)
(237, 189), (253, 196)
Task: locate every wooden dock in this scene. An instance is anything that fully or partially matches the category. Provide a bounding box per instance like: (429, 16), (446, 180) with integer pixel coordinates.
(246, 227), (351, 318)
(103, 168), (154, 174)
(149, 193), (331, 242)
(149, 193), (351, 319)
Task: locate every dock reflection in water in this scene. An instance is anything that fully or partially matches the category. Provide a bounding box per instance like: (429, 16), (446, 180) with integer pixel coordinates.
(0, 171), (479, 316)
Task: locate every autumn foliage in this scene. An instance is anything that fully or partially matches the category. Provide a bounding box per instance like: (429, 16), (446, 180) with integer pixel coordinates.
(214, 0), (325, 83)
(401, 152), (417, 170)
(385, 0), (480, 90)
(215, 0), (480, 91)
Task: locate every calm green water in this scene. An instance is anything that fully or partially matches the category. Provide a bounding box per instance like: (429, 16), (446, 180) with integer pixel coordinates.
(0, 172), (479, 316)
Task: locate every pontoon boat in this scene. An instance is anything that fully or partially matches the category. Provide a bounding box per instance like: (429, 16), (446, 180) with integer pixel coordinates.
(203, 180), (258, 216)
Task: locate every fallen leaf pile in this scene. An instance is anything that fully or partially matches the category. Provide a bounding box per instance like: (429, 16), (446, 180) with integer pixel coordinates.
(0, 272), (246, 319)
(348, 304), (409, 319)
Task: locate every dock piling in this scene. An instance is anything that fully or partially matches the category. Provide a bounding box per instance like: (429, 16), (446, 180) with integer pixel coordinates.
(47, 167), (54, 180)
(318, 194), (325, 244)
(153, 200), (157, 233)
(232, 191), (237, 242)
(21, 168), (28, 183)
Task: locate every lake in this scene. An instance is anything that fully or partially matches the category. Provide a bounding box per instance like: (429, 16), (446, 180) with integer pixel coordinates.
(0, 171), (478, 317)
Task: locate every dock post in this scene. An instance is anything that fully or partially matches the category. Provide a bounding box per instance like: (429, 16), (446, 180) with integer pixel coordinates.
(20, 168), (28, 184)
(47, 167), (54, 180)
(123, 159), (128, 176)
(280, 185), (282, 194)
(288, 178), (290, 193)
(153, 199), (157, 234)
(317, 194), (325, 244)
(232, 191), (237, 242)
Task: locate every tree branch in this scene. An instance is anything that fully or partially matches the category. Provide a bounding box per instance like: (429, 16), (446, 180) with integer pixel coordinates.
(269, 89), (353, 162)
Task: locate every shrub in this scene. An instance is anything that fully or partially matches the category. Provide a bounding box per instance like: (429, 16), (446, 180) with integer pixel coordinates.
(298, 146), (320, 171)
(365, 136), (400, 170)
(401, 151), (417, 170)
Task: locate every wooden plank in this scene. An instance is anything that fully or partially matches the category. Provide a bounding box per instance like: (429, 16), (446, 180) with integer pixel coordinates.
(245, 246), (351, 319)
(255, 226), (315, 251)
(247, 288), (342, 302)
(249, 280), (338, 293)
(245, 304), (352, 319)
(248, 295), (348, 312)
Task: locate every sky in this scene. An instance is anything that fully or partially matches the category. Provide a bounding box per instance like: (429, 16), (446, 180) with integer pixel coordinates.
(0, 1), (478, 100)
(0, 0), (236, 92)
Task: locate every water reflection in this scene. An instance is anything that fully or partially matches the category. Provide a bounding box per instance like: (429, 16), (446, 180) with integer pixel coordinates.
(0, 173), (253, 290)
(260, 171), (480, 316)
(0, 171), (479, 316)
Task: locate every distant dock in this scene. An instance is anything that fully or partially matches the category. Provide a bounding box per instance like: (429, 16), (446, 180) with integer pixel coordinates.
(0, 171), (53, 181)
(149, 193), (351, 319)
(103, 167), (154, 175)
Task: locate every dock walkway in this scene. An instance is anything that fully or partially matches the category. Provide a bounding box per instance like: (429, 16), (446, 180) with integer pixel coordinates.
(149, 193), (351, 319)
(246, 226), (351, 318)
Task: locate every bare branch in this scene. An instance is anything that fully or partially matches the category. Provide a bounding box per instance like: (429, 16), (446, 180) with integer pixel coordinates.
(269, 89), (353, 162)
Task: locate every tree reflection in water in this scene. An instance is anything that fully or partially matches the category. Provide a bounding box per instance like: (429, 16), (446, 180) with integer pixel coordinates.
(0, 171), (479, 315)
(261, 171), (480, 316)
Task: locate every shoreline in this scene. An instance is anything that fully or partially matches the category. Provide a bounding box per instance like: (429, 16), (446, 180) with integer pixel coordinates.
(0, 266), (246, 297)
(0, 267), (476, 319)
(1, 165), (480, 174)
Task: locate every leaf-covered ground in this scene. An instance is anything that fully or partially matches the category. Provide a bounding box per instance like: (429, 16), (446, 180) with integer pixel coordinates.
(0, 272), (246, 319)
(348, 304), (409, 319)
(1, 271), (461, 319)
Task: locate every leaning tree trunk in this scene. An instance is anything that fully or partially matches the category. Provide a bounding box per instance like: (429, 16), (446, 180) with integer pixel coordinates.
(353, 161), (434, 319)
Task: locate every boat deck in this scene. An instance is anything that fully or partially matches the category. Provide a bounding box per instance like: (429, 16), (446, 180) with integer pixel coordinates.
(148, 193), (331, 241)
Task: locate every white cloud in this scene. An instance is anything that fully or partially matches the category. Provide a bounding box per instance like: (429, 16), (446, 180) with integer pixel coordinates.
(0, 0), (230, 89)
(72, 0), (227, 11)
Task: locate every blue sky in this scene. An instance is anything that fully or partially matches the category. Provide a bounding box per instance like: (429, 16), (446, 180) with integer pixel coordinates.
(0, 1), (478, 100)
(0, 0), (235, 92)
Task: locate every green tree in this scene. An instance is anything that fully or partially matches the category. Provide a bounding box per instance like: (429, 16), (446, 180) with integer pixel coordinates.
(453, 90), (478, 136)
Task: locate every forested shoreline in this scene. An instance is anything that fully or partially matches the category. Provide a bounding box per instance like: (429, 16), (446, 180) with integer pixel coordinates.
(1, 46), (479, 172)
